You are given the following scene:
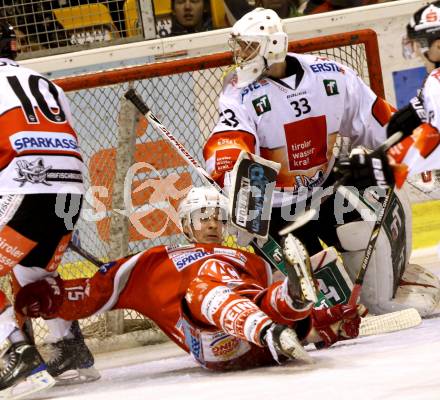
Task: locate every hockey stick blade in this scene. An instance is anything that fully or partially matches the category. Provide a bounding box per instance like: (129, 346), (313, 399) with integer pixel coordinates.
(359, 308), (422, 337)
(278, 131), (404, 236)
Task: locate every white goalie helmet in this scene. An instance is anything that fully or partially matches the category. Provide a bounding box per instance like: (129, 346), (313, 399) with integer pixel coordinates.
(178, 186), (228, 242)
(229, 8), (288, 88)
(403, 1), (440, 60)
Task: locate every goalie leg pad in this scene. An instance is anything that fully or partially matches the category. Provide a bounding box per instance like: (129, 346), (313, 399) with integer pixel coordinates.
(337, 220), (397, 314)
(310, 247), (353, 306)
(394, 263), (440, 317)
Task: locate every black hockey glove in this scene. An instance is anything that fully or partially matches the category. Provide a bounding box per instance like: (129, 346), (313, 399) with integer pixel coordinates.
(386, 96), (426, 138)
(334, 150), (395, 191)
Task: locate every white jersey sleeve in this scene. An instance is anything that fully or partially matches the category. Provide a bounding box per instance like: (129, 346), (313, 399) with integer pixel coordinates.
(213, 74), (260, 147)
(339, 66), (390, 150)
(422, 69), (440, 130)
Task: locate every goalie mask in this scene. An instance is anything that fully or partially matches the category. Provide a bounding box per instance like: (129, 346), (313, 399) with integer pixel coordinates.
(229, 8), (288, 88)
(178, 186), (228, 243)
(403, 1), (440, 65)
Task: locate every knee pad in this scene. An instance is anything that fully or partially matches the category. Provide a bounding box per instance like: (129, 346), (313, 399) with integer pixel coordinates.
(394, 263), (440, 317)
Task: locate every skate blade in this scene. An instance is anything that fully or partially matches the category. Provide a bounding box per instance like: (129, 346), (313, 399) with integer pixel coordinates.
(55, 366), (101, 386)
(0, 370), (55, 400)
(283, 234), (318, 303)
(280, 329), (314, 364)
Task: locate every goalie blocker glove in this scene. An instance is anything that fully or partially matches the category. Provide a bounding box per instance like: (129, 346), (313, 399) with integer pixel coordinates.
(387, 96), (426, 138)
(334, 149), (395, 191)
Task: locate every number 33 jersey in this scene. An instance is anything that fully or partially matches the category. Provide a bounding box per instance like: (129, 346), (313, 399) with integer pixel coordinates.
(0, 58), (84, 194)
(204, 53), (395, 206)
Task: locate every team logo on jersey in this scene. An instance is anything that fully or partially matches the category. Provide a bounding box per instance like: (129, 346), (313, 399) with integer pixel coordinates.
(10, 132), (79, 154)
(14, 158), (52, 186)
(323, 80), (339, 96)
(170, 248), (211, 271)
(252, 95), (271, 116)
(311, 62), (344, 74)
(240, 79), (269, 102)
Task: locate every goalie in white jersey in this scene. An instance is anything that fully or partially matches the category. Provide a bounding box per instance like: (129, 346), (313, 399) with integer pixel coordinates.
(0, 23), (99, 399)
(203, 8), (440, 319)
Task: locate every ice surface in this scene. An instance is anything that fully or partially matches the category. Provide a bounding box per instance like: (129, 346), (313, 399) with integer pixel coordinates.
(27, 251), (440, 400)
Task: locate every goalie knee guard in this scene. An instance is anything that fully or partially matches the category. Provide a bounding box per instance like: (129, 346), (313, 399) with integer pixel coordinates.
(394, 263), (440, 317)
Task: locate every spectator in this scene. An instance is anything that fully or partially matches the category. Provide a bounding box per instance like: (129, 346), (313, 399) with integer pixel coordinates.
(303, 0), (381, 15)
(225, 0), (302, 25)
(168, 0), (213, 37)
(256, 0), (302, 18)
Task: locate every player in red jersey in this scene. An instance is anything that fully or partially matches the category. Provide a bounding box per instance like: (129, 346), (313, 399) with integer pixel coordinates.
(15, 186), (366, 371)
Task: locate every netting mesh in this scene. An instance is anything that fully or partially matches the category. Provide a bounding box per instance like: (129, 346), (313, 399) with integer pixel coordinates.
(2, 31), (383, 351)
(1, 0), (141, 59)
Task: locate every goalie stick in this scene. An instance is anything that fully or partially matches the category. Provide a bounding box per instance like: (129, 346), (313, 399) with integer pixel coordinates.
(348, 186), (393, 305)
(359, 308), (421, 337)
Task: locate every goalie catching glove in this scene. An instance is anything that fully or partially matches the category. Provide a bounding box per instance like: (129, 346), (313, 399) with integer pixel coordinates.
(334, 148), (395, 191)
(14, 275), (64, 319)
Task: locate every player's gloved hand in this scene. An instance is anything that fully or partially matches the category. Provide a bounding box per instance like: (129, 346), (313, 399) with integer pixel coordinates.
(387, 96), (426, 138)
(306, 303), (368, 347)
(15, 275), (64, 319)
(334, 148), (395, 191)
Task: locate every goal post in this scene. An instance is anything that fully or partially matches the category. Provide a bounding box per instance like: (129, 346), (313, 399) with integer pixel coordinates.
(28, 29), (384, 350)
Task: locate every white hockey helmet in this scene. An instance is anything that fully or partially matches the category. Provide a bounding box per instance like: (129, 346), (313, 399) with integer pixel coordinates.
(178, 186), (228, 242)
(229, 8), (288, 88)
(403, 1), (440, 60)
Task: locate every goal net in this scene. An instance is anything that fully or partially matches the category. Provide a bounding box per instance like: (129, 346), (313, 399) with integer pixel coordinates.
(19, 29), (385, 352)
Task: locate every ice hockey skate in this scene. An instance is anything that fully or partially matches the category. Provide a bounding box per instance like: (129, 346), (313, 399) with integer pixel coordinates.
(0, 341), (55, 400)
(282, 234), (318, 304)
(44, 321), (100, 385)
(263, 323), (313, 364)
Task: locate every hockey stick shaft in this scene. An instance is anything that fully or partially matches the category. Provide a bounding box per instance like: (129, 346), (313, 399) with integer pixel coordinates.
(68, 241), (102, 267)
(348, 186), (393, 305)
(124, 89), (286, 273)
(124, 89), (221, 191)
